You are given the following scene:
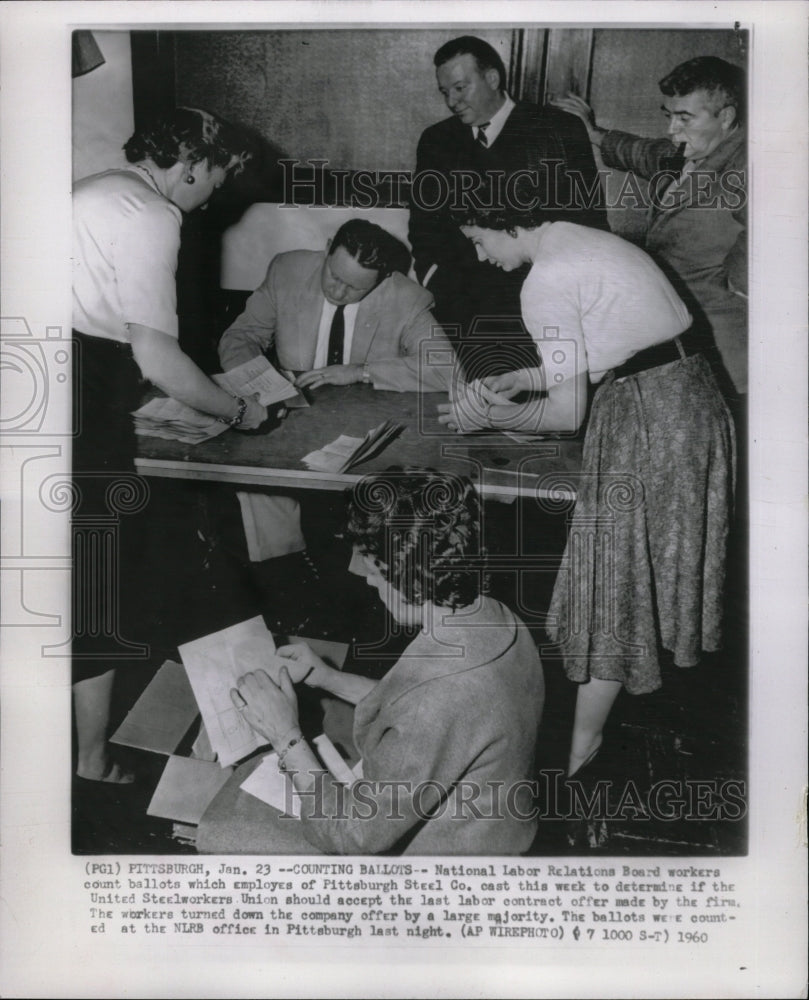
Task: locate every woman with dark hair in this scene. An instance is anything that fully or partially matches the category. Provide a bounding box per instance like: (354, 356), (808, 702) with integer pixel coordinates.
(437, 206), (735, 778)
(72, 108), (267, 782)
(197, 469), (545, 855)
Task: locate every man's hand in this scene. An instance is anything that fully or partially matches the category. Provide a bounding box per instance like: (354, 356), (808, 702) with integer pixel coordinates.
(230, 668), (299, 746)
(296, 364), (363, 389)
(548, 92), (605, 145)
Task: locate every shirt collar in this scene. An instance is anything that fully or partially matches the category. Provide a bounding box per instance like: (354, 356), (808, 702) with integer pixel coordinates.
(474, 94), (515, 146)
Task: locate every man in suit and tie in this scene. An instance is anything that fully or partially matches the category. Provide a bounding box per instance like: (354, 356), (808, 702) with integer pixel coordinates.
(219, 218), (451, 392)
(409, 35), (607, 377)
(215, 219), (452, 618)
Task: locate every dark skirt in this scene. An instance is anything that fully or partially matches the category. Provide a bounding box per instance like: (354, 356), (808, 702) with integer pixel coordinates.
(547, 353), (736, 695)
(72, 331), (149, 682)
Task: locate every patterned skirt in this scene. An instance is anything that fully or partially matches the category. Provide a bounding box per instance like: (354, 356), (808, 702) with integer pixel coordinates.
(546, 353), (736, 695)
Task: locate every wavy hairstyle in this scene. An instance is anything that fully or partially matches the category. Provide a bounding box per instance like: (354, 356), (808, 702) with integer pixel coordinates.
(344, 469), (488, 610)
(123, 107), (251, 174)
(450, 199), (548, 234)
(330, 219), (411, 279)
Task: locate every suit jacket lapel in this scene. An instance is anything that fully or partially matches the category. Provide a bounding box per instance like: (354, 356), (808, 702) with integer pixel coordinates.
(295, 256), (325, 369)
(352, 289), (383, 363)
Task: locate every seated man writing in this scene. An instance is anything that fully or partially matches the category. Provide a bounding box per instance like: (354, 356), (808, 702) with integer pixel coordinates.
(197, 470), (545, 856)
(218, 218), (452, 392)
(216, 218), (453, 576)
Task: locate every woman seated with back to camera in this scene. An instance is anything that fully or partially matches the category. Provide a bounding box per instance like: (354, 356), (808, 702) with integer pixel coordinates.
(197, 469), (545, 856)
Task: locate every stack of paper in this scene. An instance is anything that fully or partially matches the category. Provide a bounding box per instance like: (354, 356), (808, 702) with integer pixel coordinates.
(132, 396), (229, 444)
(213, 356), (302, 408)
(302, 419), (403, 473)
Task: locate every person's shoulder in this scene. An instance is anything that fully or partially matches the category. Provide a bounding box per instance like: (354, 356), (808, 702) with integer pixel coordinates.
(269, 248), (323, 274)
(375, 270), (433, 307)
(418, 114), (464, 145)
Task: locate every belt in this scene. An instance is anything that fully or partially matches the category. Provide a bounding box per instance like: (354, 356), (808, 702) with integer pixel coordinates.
(611, 328), (701, 381)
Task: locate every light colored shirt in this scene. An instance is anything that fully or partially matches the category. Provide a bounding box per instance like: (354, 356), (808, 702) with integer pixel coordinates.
(521, 222), (692, 384)
(475, 94), (515, 146)
(313, 299), (359, 368)
(73, 167), (181, 342)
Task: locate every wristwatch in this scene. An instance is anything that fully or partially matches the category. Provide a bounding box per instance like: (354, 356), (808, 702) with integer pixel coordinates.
(361, 363), (371, 385)
(218, 396), (247, 427)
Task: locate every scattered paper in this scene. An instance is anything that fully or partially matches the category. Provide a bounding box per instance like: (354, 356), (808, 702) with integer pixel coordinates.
(178, 616), (277, 767)
(132, 396), (229, 444)
(214, 356), (302, 407)
(147, 755), (233, 824)
(240, 751), (302, 817)
(110, 660), (198, 755)
(302, 419), (403, 473)
(240, 733), (364, 817)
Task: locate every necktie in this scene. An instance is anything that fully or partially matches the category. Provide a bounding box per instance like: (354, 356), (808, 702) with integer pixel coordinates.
(327, 304), (345, 366)
(476, 122), (490, 147)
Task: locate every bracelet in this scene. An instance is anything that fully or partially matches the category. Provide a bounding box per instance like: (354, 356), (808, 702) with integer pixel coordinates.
(218, 396), (247, 427)
(277, 736), (306, 771)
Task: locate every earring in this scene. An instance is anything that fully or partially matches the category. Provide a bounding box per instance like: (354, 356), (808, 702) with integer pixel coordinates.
(185, 174), (195, 185)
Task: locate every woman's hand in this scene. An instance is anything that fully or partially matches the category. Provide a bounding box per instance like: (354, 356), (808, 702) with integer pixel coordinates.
(438, 379), (493, 433)
(230, 667), (299, 746)
(480, 368), (543, 399)
(273, 643), (332, 688)
(236, 396), (269, 430)
(296, 364), (363, 389)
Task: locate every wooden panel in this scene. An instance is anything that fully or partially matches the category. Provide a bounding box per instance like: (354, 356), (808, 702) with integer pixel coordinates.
(543, 28), (594, 103)
(508, 28), (548, 104)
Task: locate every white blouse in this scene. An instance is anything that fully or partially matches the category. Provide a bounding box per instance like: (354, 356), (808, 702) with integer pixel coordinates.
(73, 168), (182, 343)
(521, 222), (692, 383)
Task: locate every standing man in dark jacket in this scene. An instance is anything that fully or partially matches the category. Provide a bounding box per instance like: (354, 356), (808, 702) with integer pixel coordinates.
(409, 35), (607, 376)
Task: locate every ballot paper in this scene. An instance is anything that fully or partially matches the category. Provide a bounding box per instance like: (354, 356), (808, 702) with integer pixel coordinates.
(131, 396), (229, 444)
(302, 419), (403, 473)
(178, 616), (278, 767)
(213, 355), (302, 407)
(240, 733), (364, 817)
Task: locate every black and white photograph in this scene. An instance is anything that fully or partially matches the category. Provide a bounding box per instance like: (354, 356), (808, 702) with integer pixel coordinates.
(0, 1), (806, 997)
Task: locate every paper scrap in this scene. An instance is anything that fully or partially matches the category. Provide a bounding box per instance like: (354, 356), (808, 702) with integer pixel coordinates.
(178, 616), (276, 767)
(214, 356), (301, 407)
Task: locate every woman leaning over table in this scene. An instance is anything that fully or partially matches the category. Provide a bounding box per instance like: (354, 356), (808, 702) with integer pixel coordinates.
(437, 204), (735, 778)
(197, 469), (545, 855)
(72, 108), (267, 783)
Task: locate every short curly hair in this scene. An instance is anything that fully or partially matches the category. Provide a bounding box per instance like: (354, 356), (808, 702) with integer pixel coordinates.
(123, 107), (251, 174)
(659, 56), (746, 126)
(344, 469), (488, 610)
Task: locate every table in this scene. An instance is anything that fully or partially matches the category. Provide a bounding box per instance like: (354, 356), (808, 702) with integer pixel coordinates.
(135, 384), (583, 501)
